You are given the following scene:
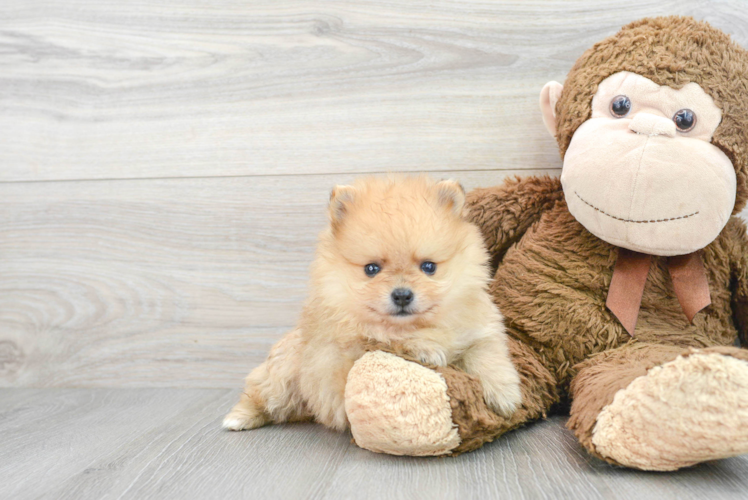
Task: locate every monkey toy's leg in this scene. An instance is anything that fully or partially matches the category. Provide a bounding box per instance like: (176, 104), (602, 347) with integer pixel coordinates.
(568, 343), (748, 471)
(345, 337), (559, 456)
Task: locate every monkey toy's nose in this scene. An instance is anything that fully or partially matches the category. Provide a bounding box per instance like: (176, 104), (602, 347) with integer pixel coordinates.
(391, 288), (414, 307)
(628, 113), (676, 138)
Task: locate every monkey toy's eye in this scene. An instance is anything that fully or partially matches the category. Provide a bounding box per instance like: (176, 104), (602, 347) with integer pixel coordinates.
(420, 261), (437, 275)
(610, 95), (632, 117)
(364, 263), (381, 277)
(673, 109), (696, 132)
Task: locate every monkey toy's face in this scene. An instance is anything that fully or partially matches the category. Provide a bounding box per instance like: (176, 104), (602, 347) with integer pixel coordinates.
(541, 71), (737, 256)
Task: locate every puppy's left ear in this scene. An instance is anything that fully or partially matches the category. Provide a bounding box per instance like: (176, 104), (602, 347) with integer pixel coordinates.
(329, 184), (357, 227)
(436, 180), (466, 216)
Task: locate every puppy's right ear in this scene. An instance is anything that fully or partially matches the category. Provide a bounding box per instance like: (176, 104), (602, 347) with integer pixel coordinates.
(329, 185), (356, 227)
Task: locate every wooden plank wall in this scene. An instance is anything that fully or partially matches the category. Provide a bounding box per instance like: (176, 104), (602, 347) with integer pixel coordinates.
(1, 0), (747, 387)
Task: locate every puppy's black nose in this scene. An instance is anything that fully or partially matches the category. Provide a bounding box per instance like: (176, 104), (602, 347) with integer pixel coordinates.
(391, 288), (414, 307)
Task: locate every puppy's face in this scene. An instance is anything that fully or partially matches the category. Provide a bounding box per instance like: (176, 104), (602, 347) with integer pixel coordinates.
(314, 176), (488, 331)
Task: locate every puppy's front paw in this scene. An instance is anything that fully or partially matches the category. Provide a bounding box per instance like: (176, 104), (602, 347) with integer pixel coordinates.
(417, 349), (448, 367)
(481, 378), (522, 418)
(404, 342), (448, 367)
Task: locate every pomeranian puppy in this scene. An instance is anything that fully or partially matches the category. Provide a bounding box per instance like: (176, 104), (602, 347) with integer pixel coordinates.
(223, 175), (521, 432)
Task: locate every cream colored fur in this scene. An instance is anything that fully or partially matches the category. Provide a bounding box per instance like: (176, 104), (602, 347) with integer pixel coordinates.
(223, 176), (521, 432)
(592, 353), (748, 471)
(345, 351), (460, 456)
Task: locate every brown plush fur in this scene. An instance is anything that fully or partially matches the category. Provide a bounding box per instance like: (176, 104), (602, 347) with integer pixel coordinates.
(440, 337), (559, 454)
(456, 17), (748, 461)
(465, 178), (748, 456)
(479, 192), (748, 387)
(468, 176), (565, 272)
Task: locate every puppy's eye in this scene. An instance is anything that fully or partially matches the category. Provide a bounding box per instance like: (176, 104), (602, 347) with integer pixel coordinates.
(364, 263), (381, 277)
(610, 95), (631, 117)
(673, 109), (696, 132)
(420, 261), (437, 275)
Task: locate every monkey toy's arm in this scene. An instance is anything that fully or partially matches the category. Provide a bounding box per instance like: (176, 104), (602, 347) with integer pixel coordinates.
(465, 175), (563, 268)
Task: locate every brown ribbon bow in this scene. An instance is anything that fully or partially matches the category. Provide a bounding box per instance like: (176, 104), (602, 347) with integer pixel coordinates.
(606, 248), (711, 336)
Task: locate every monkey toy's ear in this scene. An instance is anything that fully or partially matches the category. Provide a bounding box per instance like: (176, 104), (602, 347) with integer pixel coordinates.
(539, 81), (564, 137)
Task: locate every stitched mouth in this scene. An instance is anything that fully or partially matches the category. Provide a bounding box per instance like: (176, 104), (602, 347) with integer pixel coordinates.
(574, 191), (699, 224)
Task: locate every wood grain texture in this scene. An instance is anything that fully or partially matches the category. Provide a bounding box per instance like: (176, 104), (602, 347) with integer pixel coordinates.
(0, 169), (559, 388)
(1, 0), (748, 389)
(3, 1), (748, 495)
(0, 0), (747, 182)
(2, 388), (748, 500)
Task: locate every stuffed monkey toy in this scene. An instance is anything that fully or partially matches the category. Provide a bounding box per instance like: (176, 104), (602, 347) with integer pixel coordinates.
(344, 16), (748, 471)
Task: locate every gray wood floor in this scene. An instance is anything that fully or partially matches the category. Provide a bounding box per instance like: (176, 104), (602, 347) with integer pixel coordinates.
(2, 388), (748, 500)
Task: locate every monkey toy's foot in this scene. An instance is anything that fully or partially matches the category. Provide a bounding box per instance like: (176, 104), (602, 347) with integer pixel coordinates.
(345, 351), (463, 456)
(591, 351), (748, 471)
